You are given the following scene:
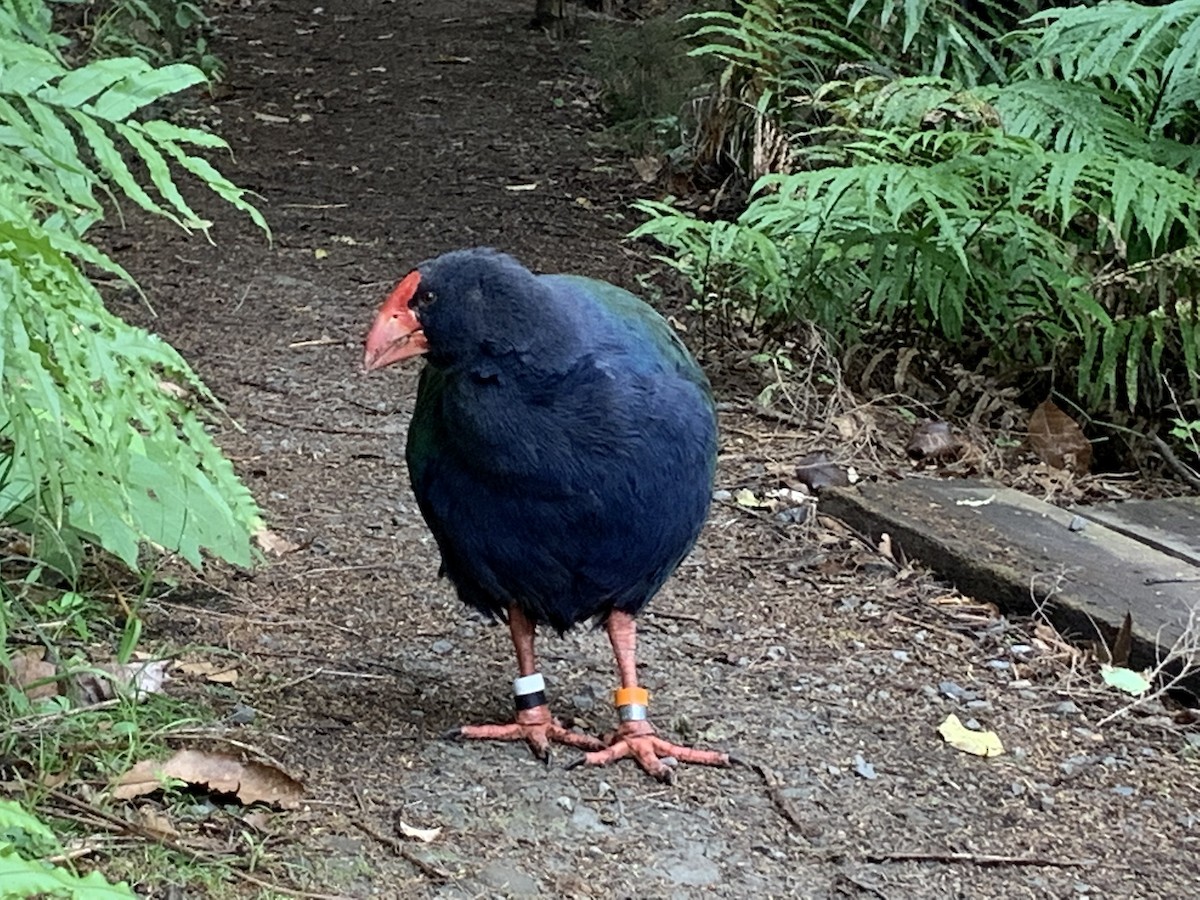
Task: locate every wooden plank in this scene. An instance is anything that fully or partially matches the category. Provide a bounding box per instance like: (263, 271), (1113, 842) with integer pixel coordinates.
(820, 479), (1200, 675)
(1073, 497), (1200, 569)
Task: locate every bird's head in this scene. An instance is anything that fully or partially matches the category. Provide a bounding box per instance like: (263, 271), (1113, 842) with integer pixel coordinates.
(363, 249), (557, 373)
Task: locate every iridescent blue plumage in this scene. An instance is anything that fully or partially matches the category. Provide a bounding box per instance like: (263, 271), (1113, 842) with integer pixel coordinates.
(404, 250), (716, 633)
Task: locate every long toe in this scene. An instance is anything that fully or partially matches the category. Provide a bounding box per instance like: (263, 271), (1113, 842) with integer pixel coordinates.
(456, 716), (605, 760)
(577, 728), (730, 780)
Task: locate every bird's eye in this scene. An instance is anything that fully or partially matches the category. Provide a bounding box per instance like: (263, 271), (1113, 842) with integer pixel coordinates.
(410, 290), (436, 311)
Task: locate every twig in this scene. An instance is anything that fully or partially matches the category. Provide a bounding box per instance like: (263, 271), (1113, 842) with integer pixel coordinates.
(288, 337), (345, 349)
(736, 759), (814, 836)
(349, 817), (452, 883)
(45, 789), (348, 899)
(249, 410), (381, 437)
(1149, 433), (1200, 491)
(866, 850), (1097, 869)
(8, 699), (122, 733)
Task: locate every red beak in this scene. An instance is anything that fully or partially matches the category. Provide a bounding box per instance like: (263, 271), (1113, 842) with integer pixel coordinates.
(363, 271), (430, 371)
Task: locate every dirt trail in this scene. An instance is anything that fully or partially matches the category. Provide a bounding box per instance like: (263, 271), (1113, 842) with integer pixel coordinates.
(116, 1), (1199, 896)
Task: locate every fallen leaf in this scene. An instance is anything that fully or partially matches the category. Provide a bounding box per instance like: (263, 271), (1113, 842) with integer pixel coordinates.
(937, 713), (1004, 757)
(177, 661), (240, 685)
(157, 379), (191, 401)
(504, 182), (538, 191)
(734, 488), (765, 508)
(135, 806), (179, 838)
(6, 646), (59, 700)
(955, 494), (995, 507)
(114, 749), (303, 809)
(906, 420), (959, 461)
(794, 451), (850, 492)
(254, 529), (300, 556)
(313, 248), (328, 259)
(1109, 611), (1133, 667)
(632, 155), (663, 183)
(1028, 399), (1091, 474)
(398, 821), (442, 842)
(76, 659), (170, 705)
(1101, 664), (1151, 696)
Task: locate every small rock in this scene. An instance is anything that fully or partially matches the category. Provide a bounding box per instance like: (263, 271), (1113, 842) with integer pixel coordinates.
(712, 489), (732, 501)
(986, 659), (1010, 670)
(556, 796), (574, 813)
(939, 681), (977, 702)
(1010, 781), (1026, 796)
(966, 700), (993, 712)
(853, 753), (877, 780)
(1112, 785), (1135, 797)
(775, 506), (809, 524)
(1052, 700), (1082, 716)
(430, 639), (454, 655)
(226, 704), (257, 725)
(1010, 644), (1033, 656)
(892, 649), (910, 663)
(1068, 515), (1088, 532)
(964, 718), (982, 731)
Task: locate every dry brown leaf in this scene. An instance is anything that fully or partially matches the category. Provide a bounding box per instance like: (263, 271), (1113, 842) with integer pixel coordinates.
(398, 821), (442, 843)
(135, 806), (179, 837)
(175, 660), (239, 683)
(794, 451), (850, 492)
(114, 749), (303, 809)
(75, 659), (169, 705)
(6, 646), (59, 700)
(1028, 399), (1091, 474)
(243, 810), (274, 831)
(254, 528), (300, 556)
(906, 421), (959, 461)
(632, 155), (663, 183)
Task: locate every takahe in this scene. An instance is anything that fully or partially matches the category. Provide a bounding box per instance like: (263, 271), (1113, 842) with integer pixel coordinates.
(363, 248), (728, 779)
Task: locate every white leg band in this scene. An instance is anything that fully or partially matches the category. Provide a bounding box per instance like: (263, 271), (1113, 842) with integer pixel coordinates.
(512, 673), (546, 696)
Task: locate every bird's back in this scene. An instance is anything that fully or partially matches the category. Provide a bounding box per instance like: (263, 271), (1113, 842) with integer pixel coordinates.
(405, 274), (716, 632)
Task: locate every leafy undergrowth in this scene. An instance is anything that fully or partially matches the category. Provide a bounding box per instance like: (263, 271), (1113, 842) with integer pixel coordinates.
(606, 0), (1200, 481)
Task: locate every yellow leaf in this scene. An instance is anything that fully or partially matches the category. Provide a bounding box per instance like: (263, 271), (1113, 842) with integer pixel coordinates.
(314, 248), (328, 259)
(937, 713), (1004, 757)
(734, 489), (761, 507)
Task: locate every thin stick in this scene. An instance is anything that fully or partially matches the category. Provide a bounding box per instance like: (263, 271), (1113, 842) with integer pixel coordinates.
(1150, 433), (1200, 491)
(350, 817), (452, 883)
(45, 789), (348, 899)
(867, 850), (1097, 868)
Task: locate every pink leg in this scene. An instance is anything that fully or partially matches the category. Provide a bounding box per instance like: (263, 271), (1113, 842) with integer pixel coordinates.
(574, 611), (731, 781)
(453, 605), (604, 759)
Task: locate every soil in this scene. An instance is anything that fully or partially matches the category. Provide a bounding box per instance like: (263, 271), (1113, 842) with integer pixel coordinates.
(107, 1), (1199, 897)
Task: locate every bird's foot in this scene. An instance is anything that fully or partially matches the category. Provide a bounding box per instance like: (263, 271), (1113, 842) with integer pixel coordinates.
(570, 720), (731, 782)
(449, 705), (605, 761)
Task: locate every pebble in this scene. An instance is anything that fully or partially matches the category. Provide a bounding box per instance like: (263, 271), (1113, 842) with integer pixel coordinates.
(775, 506), (808, 524)
(939, 680), (978, 701)
(853, 753), (878, 780)
(712, 489), (732, 501)
(966, 700), (993, 711)
(1068, 515), (1089, 532)
(226, 703), (257, 725)
(1112, 785), (1135, 797)
(1052, 700), (1082, 716)
(430, 639), (454, 654)
(891, 649), (910, 662)
(986, 659), (1010, 670)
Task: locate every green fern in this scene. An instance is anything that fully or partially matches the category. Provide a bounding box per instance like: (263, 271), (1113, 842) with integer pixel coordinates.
(1, 0), (267, 575)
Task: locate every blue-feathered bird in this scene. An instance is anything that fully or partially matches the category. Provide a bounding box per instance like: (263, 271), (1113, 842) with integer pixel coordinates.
(363, 248), (728, 779)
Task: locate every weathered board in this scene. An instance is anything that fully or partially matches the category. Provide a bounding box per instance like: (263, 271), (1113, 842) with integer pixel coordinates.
(820, 479), (1200, 672)
(1074, 497), (1200, 568)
